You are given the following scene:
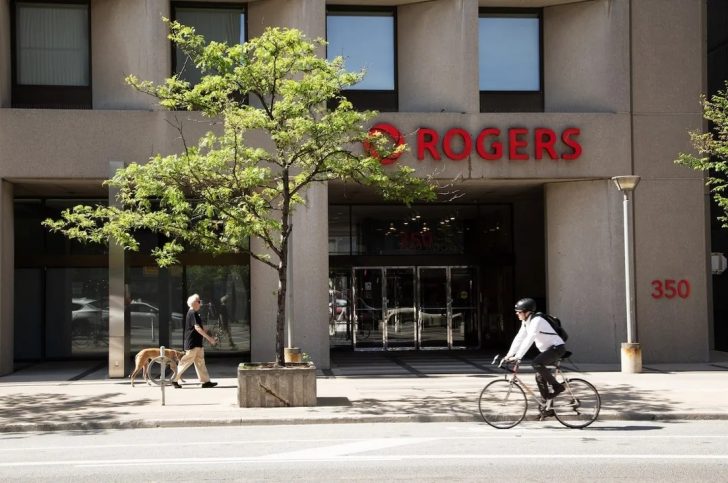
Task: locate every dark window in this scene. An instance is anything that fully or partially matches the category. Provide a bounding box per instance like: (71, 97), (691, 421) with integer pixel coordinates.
(327, 7), (397, 112)
(479, 9), (543, 112)
(172, 3), (246, 85)
(11, 0), (91, 109)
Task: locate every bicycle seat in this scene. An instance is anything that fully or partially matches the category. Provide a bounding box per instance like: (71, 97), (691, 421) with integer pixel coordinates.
(560, 350), (572, 359)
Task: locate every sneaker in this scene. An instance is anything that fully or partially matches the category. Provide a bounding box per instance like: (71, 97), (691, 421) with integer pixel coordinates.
(548, 383), (565, 399)
(201, 381), (218, 388)
(541, 409), (555, 418)
(171, 381), (181, 389)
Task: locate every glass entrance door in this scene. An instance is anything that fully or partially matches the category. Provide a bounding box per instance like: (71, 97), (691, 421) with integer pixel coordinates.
(418, 267), (449, 349)
(350, 266), (479, 350)
(353, 268), (384, 349)
(450, 266), (479, 348)
(385, 267), (416, 349)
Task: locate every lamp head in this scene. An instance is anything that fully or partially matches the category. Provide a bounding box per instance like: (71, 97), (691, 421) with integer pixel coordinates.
(611, 175), (641, 192)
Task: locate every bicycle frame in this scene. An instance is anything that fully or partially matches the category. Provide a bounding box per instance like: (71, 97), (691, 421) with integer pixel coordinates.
(501, 361), (562, 414)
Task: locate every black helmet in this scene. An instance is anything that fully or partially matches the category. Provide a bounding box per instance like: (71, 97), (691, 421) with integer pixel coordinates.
(514, 298), (537, 312)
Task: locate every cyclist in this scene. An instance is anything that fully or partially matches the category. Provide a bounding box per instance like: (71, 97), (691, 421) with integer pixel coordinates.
(503, 298), (566, 401)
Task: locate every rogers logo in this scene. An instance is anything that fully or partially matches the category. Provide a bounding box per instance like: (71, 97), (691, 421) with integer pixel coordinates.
(364, 123), (582, 164)
(364, 123), (405, 165)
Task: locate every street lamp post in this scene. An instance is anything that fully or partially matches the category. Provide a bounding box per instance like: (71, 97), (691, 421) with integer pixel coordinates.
(611, 175), (642, 373)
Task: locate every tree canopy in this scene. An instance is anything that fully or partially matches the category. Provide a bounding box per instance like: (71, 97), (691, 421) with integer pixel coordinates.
(677, 82), (728, 228)
(44, 22), (438, 365)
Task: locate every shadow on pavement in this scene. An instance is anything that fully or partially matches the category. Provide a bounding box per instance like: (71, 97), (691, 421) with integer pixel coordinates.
(0, 392), (154, 429)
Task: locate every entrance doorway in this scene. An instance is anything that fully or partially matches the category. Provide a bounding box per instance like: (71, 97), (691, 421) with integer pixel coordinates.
(348, 266), (479, 350)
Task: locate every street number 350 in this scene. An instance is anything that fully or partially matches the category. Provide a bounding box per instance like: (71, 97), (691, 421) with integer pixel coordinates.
(651, 279), (691, 299)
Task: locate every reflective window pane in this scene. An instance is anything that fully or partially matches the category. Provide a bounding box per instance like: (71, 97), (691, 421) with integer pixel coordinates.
(174, 7), (245, 85)
(479, 15), (540, 91)
(185, 264), (250, 353)
(327, 12), (395, 90)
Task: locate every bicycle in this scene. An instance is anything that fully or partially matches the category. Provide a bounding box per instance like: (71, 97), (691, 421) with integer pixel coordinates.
(201, 301), (236, 349)
(478, 354), (601, 429)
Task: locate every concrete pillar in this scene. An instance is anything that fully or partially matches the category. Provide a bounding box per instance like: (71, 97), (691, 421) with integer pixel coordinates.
(92, 0), (170, 109)
(108, 161), (129, 378)
(0, 181), (14, 375)
(545, 180), (624, 363)
(398, 0), (478, 113)
(248, 0), (325, 38)
(247, 0), (329, 369)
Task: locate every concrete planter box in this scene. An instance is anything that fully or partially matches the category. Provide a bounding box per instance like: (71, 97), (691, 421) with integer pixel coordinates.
(237, 363), (317, 407)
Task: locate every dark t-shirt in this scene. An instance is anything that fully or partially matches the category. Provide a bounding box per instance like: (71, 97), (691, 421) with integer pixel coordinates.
(184, 308), (204, 350)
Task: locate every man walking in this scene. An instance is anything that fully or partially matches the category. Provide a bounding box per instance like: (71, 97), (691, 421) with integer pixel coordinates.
(173, 293), (218, 388)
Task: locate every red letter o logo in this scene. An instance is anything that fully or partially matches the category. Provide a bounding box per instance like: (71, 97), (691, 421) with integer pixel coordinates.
(364, 123), (405, 165)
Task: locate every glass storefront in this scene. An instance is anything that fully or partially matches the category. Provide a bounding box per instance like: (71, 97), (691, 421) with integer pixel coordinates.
(13, 199), (251, 361)
(329, 203), (514, 351)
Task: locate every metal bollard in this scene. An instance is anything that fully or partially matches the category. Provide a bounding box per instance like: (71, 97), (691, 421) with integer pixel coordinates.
(160, 346), (166, 406)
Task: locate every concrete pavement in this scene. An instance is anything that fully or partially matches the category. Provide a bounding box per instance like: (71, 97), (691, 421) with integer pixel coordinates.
(1, 351), (727, 433)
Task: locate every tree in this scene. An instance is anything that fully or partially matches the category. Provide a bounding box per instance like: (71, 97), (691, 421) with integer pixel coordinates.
(677, 82), (728, 228)
(44, 22), (437, 365)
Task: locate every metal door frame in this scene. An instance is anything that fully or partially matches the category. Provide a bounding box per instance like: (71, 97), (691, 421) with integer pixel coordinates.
(351, 265), (479, 351)
(352, 266), (416, 351)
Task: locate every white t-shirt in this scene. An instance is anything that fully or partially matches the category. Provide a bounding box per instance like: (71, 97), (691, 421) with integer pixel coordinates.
(505, 314), (565, 360)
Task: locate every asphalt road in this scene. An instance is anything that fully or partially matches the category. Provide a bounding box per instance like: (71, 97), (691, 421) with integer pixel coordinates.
(1, 421), (727, 481)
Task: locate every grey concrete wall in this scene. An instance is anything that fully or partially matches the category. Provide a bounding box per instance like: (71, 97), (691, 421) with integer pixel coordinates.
(398, 0), (479, 113)
(545, 0), (630, 113)
(250, 237), (278, 364)
(0, 1), (9, 108)
(546, 180), (624, 363)
(628, 0), (710, 362)
(93, 0), (170, 109)
(0, 181), (13, 375)
(634, 179), (710, 362)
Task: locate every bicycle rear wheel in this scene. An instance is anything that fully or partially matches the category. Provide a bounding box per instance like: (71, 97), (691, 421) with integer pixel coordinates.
(552, 378), (601, 428)
(478, 379), (528, 429)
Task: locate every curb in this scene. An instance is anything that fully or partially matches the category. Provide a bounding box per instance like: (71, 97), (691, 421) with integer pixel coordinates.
(3, 412), (728, 433)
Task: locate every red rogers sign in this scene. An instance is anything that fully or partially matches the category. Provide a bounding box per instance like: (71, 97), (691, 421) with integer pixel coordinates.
(366, 122), (582, 164)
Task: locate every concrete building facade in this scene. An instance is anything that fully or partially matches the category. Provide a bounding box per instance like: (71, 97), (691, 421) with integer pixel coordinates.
(0, 0), (720, 376)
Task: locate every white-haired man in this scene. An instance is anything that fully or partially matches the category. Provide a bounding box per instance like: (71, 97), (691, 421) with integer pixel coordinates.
(172, 293), (218, 388)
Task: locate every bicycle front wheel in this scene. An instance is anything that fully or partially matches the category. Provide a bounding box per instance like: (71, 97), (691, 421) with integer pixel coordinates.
(478, 379), (527, 429)
(552, 378), (601, 429)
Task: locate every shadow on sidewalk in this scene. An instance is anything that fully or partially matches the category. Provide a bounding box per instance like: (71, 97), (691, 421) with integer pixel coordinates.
(0, 392), (154, 432)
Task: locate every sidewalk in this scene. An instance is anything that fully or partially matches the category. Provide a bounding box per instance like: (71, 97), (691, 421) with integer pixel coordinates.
(1, 352), (727, 433)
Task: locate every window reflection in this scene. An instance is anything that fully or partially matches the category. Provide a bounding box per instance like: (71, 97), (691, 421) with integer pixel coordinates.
(174, 7), (246, 85)
(327, 10), (395, 90)
(186, 265), (250, 353)
(479, 14), (540, 91)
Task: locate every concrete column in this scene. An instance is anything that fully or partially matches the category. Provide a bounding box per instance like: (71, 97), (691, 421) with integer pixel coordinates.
(630, 0), (709, 362)
(250, 237), (278, 364)
(108, 161), (129, 378)
(248, 0), (325, 38)
(0, 181), (14, 375)
(398, 0), (478, 113)
(290, 184), (329, 369)
(92, 0), (170, 109)
(247, 0), (330, 368)
(544, 0), (630, 113)
(545, 180), (624, 363)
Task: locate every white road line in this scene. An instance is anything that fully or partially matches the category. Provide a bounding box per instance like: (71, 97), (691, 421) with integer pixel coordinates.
(1, 453), (728, 469)
(258, 437), (434, 460)
(2, 434), (728, 452)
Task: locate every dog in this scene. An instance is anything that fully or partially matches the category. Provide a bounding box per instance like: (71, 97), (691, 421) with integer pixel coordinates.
(130, 348), (186, 387)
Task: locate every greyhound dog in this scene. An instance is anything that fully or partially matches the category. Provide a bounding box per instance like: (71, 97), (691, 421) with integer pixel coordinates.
(130, 348), (185, 387)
